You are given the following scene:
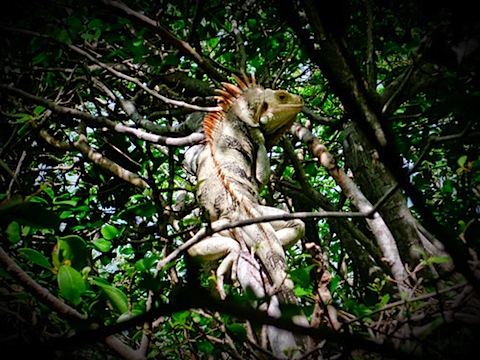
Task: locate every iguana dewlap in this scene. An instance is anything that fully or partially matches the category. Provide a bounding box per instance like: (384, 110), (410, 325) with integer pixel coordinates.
(187, 74), (305, 303)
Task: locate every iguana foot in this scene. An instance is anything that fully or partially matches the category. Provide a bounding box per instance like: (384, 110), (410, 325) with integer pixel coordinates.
(188, 229), (241, 299)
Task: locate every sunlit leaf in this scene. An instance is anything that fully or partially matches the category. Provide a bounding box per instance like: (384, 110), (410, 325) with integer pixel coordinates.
(92, 238), (112, 252)
(457, 155), (468, 167)
(101, 224), (119, 240)
(58, 265), (86, 306)
(172, 310), (190, 326)
(101, 285), (129, 314)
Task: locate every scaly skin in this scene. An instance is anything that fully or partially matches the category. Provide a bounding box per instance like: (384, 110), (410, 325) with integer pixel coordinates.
(187, 75), (308, 357)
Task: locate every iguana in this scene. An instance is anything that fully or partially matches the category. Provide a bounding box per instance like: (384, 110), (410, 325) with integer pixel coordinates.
(186, 74), (308, 357)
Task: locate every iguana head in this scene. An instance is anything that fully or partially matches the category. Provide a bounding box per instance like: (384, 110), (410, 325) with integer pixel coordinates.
(257, 89), (303, 136)
(257, 88), (303, 147)
(206, 74), (303, 148)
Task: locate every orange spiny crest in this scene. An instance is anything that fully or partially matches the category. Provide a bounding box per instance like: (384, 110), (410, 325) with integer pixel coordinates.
(213, 95), (228, 103)
(202, 110), (224, 141)
(242, 73), (251, 86)
(218, 102), (229, 111)
(215, 88), (234, 99)
(233, 74), (248, 91)
(203, 73), (258, 142)
(221, 82), (242, 97)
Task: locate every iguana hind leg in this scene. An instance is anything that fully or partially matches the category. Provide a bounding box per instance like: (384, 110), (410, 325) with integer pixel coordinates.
(257, 205), (305, 248)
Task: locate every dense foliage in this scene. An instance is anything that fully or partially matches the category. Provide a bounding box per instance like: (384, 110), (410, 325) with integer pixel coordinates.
(1, 0), (479, 359)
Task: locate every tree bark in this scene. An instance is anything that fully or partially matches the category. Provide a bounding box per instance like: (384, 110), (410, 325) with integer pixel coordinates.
(344, 121), (452, 271)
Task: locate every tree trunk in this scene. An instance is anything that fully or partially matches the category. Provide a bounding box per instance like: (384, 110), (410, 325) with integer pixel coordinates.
(344, 121), (452, 273)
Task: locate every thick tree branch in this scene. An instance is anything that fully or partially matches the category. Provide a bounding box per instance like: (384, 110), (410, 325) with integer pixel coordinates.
(277, 0), (388, 149)
(104, 335), (146, 360)
(279, 138), (390, 274)
(67, 44), (221, 112)
(380, 61), (443, 117)
(364, 0), (376, 89)
(291, 123), (410, 292)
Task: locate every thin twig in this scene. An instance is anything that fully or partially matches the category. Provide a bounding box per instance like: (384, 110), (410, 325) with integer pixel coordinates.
(99, 0), (226, 82)
(345, 282), (468, 324)
(0, 24), (221, 112)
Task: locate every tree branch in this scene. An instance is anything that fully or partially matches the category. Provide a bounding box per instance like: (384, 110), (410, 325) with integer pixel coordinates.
(301, 106), (343, 128)
(0, 245), (87, 320)
(99, 0), (226, 83)
(67, 43), (221, 112)
(74, 133), (150, 189)
(291, 123), (411, 292)
(104, 335), (146, 360)
(0, 84), (205, 147)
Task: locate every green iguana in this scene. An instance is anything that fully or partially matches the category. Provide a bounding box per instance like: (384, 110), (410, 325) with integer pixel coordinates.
(186, 74), (308, 358)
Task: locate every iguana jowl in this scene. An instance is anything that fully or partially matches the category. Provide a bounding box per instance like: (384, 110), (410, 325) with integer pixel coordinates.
(187, 74), (308, 356)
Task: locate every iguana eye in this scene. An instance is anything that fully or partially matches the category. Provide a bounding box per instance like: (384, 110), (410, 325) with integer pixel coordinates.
(262, 102), (268, 111)
(278, 94), (286, 101)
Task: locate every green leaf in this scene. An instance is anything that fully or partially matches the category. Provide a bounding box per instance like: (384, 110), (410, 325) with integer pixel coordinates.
(428, 256), (451, 265)
(41, 186), (55, 200)
(197, 340), (215, 355)
(33, 105), (46, 115)
(52, 29), (72, 45)
(101, 224), (119, 240)
(115, 202), (157, 219)
(92, 238), (112, 252)
(163, 54), (179, 66)
(18, 248), (51, 269)
(289, 264), (316, 287)
(330, 275), (341, 293)
(57, 235), (88, 269)
(10, 113), (33, 124)
(101, 284), (129, 314)
(226, 323), (247, 341)
(53, 199), (78, 206)
(6, 221), (21, 243)
(57, 265), (86, 306)
(172, 310), (190, 326)
(32, 52), (48, 65)
(132, 38), (143, 47)
(92, 277), (129, 314)
(91, 276), (110, 287)
(120, 245), (134, 255)
(135, 256), (156, 273)
(381, 293), (391, 305)
(458, 155), (468, 167)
